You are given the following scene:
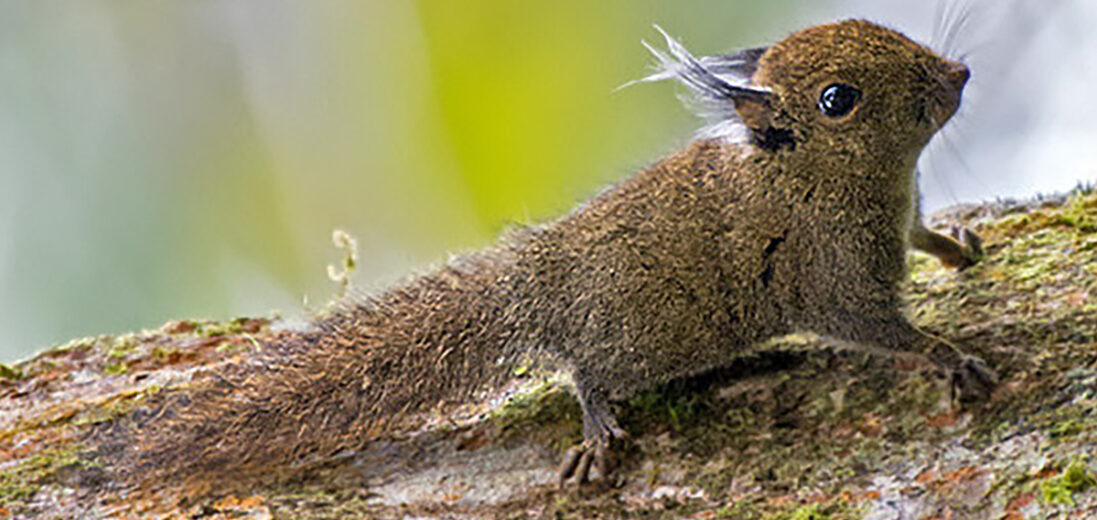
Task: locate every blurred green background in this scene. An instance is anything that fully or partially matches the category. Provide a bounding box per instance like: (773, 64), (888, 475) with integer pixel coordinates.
(1, 1), (1091, 360)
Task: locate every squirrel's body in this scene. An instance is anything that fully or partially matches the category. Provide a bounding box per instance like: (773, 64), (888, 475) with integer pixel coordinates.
(523, 139), (912, 399)
(117, 19), (996, 496)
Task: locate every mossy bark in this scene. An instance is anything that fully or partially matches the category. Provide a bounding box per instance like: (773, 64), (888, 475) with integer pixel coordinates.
(1, 191), (1095, 519)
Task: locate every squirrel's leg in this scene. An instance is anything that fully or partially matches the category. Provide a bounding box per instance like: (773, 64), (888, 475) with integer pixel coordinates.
(820, 311), (997, 403)
(909, 202), (983, 270)
(558, 374), (627, 487)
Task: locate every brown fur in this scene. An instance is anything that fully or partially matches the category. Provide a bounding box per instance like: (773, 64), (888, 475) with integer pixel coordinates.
(113, 19), (995, 497)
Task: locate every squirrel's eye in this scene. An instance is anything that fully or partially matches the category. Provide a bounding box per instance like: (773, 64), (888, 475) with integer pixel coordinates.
(818, 83), (861, 118)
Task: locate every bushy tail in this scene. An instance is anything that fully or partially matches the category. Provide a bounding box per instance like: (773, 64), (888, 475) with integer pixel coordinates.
(111, 253), (521, 497)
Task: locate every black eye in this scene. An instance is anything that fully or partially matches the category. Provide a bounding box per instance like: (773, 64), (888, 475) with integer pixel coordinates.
(818, 83), (862, 118)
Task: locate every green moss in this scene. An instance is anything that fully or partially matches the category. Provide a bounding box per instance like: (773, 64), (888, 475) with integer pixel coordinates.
(215, 341), (246, 354)
(0, 363), (22, 381)
(1050, 418), (1085, 440)
(628, 387), (702, 433)
(199, 317), (254, 337)
(50, 336), (97, 353)
(1040, 458), (1096, 506)
(102, 362), (128, 376)
(1057, 194), (1097, 232)
(764, 500), (858, 520)
(266, 486), (382, 519)
(785, 504), (825, 520)
(0, 445), (87, 505)
(999, 403), (1097, 445)
(72, 384), (162, 426)
(713, 501), (762, 519)
(106, 334), (139, 359)
(489, 379), (582, 451)
(200, 322), (233, 337)
(151, 345), (179, 360)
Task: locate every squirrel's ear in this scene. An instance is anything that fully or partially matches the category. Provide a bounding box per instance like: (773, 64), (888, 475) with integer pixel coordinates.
(728, 88), (775, 134)
(631, 26), (775, 142)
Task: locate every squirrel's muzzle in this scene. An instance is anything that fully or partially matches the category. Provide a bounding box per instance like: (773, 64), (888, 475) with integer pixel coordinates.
(933, 60), (969, 127)
(944, 61), (970, 92)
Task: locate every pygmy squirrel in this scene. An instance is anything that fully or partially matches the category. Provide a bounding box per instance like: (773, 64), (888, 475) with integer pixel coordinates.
(117, 19), (997, 496)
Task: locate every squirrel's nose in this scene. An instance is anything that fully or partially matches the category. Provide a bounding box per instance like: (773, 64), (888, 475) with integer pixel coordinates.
(944, 61), (970, 92)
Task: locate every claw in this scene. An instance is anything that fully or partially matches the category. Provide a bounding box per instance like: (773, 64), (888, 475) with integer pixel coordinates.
(557, 447), (583, 488)
(574, 447), (595, 484)
(950, 354), (998, 404)
(557, 437), (618, 487)
(949, 226), (984, 270)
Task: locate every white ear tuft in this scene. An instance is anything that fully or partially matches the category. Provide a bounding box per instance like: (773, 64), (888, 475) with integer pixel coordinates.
(626, 25), (772, 143)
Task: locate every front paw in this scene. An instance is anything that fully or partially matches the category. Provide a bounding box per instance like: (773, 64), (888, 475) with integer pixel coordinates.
(950, 226), (984, 270)
(950, 355), (998, 404)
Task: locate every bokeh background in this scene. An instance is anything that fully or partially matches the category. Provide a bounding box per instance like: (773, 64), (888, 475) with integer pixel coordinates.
(1, 0), (1093, 360)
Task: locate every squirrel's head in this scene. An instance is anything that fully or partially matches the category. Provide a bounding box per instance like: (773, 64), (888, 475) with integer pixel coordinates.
(642, 19), (968, 166)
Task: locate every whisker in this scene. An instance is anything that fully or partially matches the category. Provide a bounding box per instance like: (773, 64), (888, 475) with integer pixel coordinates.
(940, 0), (960, 54)
(938, 0), (963, 49)
(932, 0), (949, 50)
(953, 4), (981, 58)
(943, 0), (977, 58)
(929, 150), (963, 207)
(939, 123), (993, 196)
(923, 109), (964, 207)
(939, 0), (956, 56)
(955, 38), (996, 63)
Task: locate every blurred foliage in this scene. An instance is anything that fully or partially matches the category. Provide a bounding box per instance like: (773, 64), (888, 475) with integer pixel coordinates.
(0, 1), (802, 359)
(9, 1), (1083, 360)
